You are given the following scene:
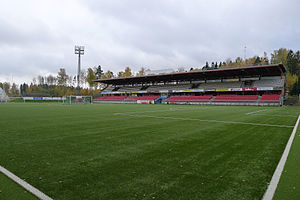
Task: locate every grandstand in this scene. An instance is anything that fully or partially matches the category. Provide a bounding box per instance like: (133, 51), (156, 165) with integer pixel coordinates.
(94, 64), (286, 106)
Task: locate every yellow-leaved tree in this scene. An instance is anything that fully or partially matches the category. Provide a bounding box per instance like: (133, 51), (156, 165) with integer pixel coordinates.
(286, 72), (298, 92)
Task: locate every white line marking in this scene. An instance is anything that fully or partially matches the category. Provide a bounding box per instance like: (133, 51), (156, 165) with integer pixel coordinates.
(117, 113), (293, 128)
(0, 165), (53, 200)
(114, 107), (210, 115)
(246, 109), (268, 115)
(249, 114), (297, 118)
(262, 115), (300, 200)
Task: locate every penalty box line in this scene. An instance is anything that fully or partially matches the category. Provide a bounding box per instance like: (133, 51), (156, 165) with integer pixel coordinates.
(262, 114), (300, 200)
(0, 165), (53, 200)
(113, 107), (211, 115)
(115, 113), (294, 128)
(246, 109), (269, 115)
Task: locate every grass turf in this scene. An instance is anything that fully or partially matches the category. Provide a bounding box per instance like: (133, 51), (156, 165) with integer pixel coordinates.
(0, 173), (38, 200)
(0, 103), (299, 200)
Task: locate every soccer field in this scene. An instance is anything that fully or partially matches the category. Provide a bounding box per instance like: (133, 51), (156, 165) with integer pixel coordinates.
(0, 103), (299, 200)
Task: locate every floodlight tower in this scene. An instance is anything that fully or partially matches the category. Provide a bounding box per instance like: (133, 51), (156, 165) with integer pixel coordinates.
(75, 45), (84, 95)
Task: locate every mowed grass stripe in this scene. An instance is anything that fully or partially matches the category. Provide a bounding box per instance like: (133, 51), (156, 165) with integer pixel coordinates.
(0, 103), (297, 199)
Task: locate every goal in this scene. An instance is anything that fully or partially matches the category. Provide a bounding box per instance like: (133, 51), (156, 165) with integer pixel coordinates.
(64, 96), (93, 105)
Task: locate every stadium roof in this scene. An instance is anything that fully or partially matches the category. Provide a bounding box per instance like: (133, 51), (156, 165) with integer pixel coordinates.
(94, 64), (286, 85)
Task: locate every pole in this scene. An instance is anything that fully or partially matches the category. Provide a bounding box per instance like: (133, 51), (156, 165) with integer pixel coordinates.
(77, 53), (81, 95)
(75, 45), (84, 95)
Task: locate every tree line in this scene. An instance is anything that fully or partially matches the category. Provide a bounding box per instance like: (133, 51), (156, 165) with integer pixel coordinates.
(1, 48), (300, 97)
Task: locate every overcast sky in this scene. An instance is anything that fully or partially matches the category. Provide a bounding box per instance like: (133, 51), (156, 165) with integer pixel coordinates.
(0, 0), (300, 84)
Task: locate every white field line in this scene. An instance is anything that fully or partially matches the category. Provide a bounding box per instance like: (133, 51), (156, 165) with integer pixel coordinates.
(246, 109), (268, 115)
(0, 165), (53, 200)
(262, 115), (300, 200)
(114, 107), (210, 115)
(116, 113), (294, 128)
(250, 113), (297, 118)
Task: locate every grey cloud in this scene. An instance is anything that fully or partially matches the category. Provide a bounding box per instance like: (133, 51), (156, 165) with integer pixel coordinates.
(0, 0), (300, 84)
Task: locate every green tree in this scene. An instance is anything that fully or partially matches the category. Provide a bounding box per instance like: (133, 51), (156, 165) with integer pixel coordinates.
(290, 80), (300, 95)
(21, 83), (28, 96)
(287, 50), (298, 75)
(253, 56), (262, 66)
(214, 62), (218, 69)
(95, 65), (103, 79)
(202, 62), (209, 70)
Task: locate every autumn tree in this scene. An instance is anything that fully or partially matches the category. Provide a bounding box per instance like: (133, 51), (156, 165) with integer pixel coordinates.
(57, 68), (68, 86)
(102, 70), (114, 79)
(10, 83), (19, 97)
(235, 57), (244, 67)
(37, 75), (44, 85)
(118, 71), (124, 77)
(86, 68), (97, 89)
(271, 48), (289, 66)
(124, 67), (132, 77)
(286, 72), (298, 92)
(261, 52), (269, 65)
(2, 82), (10, 96)
(67, 75), (74, 87)
(177, 67), (185, 72)
(32, 77), (37, 85)
(136, 67), (146, 76)
(46, 75), (56, 85)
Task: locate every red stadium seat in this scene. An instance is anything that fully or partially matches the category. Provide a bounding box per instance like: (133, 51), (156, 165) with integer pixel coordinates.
(165, 95), (213, 102)
(212, 95), (258, 102)
(95, 96), (127, 101)
(125, 95), (160, 101)
(260, 94), (280, 102)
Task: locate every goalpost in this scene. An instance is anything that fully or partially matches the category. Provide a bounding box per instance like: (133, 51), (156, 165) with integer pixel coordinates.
(64, 96), (93, 105)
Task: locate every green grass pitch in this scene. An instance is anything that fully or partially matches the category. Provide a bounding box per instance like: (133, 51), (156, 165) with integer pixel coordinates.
(0, 103), (299, 200)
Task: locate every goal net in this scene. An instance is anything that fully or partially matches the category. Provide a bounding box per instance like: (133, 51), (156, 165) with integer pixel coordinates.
(64, 96), (92, 105)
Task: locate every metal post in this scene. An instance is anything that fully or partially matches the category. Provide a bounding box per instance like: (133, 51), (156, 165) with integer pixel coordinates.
(77, 53), (81, 89)
(75, 46), (84, 95)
